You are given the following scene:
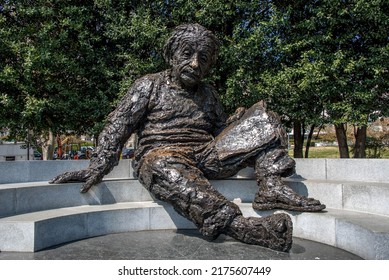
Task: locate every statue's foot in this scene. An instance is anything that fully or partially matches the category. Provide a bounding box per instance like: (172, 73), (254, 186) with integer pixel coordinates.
(253, 177), (326, 212)
(225, 214), (293, 252)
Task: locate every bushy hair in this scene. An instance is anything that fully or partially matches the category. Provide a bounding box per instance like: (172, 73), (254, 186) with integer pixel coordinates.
(163, 23), (220, 66)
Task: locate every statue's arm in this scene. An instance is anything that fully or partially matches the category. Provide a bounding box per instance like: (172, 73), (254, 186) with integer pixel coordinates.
(210, 86), (246, 135)
(210, 87), (228, 136)
(50, 77), (153, 192)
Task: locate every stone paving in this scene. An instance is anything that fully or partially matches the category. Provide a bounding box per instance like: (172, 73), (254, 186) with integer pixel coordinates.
(0, 229), (362, 260)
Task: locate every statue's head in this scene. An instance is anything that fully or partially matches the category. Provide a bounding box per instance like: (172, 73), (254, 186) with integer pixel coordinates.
(163, 24), (219, 88)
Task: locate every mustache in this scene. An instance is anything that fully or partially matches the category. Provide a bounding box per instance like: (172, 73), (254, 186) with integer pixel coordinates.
(178, 65), (200, 77)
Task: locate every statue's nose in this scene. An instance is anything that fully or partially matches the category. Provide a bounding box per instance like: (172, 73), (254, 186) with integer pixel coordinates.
(190, 53), (199, 69)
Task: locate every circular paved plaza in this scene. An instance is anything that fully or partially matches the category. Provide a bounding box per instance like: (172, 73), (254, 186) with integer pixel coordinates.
(0, 229), (362, 260)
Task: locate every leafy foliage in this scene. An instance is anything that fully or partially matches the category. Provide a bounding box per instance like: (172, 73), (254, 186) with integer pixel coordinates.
(1, 1), (388, 158)
(1, 1), (117, 139)
(253, 0), (389, 157)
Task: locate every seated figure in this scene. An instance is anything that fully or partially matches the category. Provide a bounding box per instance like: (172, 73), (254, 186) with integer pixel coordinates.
(50, 23), (325, 252)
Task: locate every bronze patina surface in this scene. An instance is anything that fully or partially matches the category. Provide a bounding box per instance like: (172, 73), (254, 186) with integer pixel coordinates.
(51, 24), (325, 252)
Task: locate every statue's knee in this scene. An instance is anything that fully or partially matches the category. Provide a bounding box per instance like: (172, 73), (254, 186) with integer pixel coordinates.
(249, 102), (281, 121)
(256, 148), (295, 177)
(243, 104), (285, 137)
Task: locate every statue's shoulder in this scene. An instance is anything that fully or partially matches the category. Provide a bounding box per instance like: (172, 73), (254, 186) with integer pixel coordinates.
(139, 71), (167, 83)
(131, 71), (167, 92)
(132, 73), (156, 88)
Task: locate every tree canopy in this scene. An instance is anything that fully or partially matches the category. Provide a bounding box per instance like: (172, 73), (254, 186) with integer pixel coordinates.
(1, 1), (120, 139)
(1, 0), (388, 158)
(249, 0), (389, 157)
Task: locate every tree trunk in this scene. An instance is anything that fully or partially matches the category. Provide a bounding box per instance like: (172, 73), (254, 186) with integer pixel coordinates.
(353, 125), (367, 158)
(293, 121), (304, 158)
(42, 131), (54, 160)
(315, 124), (323, 140)
(94, 133), (99, 147)
(26, 129), (31, 161)
(335, 123), (350, 158)
(56, 134), (63, 159)
(305, 124), (315, 158)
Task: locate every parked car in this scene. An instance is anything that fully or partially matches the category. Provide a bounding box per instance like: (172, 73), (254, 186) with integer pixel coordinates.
(81, 146), (94, 159)
(122, 148), (134, 159)
(76, 150), (87, 159)
(33, 151), (42, 160)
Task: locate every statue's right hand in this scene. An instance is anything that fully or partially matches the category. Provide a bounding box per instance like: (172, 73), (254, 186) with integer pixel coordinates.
(49, 169), (104, 193)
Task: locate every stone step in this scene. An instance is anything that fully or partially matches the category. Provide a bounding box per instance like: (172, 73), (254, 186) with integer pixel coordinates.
(0, 180), (153, 218)
(2, 178), (389, 218)
(0, 201), (191, 252)
(284, 178), (389, 217)
(0, 179), (258, 218)
(2, 158), (388, 261)
(293, 158), (389, 183)
(0, 201), (388, 259)
(0, 159), (134, 184)
(2, 158), (388, 184)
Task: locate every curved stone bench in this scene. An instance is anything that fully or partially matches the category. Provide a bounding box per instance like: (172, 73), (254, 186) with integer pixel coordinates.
(2, 177), (389, 218)
(1, 178), (389, 259)
(1, 159), (389, 259)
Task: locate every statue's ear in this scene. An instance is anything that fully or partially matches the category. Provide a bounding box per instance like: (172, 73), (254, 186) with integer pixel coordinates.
(162, 43), (172, 66)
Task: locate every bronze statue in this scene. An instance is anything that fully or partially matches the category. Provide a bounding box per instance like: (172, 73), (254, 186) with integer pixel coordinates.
(50, 24), (325, 252)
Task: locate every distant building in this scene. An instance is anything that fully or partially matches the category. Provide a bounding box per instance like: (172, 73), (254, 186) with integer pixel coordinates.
(0, 142), (35, 161)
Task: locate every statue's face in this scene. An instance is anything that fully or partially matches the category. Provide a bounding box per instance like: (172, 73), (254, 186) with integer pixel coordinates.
(171, 40), (214, 88)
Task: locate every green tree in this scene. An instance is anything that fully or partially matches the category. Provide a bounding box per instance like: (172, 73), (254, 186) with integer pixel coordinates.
(0, 0), (275, 139)
(2, 0), (388, 160)
(316, 0), (389, 158)
(255, 0), (389, 158)
(1, 1), (123, 145)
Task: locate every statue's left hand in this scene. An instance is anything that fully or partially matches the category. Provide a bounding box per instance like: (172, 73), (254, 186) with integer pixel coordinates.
(49, 168), (104, 193)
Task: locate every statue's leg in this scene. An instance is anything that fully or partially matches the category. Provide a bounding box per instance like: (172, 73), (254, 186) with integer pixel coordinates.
(253, 147), (325, 212)
(137, 148), (293, 252)
(201, 102), (325, 212)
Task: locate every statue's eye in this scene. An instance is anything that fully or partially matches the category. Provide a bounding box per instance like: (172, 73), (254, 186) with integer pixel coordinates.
(199, 54), (208, 63)
(182, 49), (192, 58)
(182, 47), (193, 58)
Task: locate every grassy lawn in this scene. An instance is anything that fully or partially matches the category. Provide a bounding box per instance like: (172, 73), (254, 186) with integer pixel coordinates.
(305, 147), (341, 158)
(289, 146), (389, 158)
